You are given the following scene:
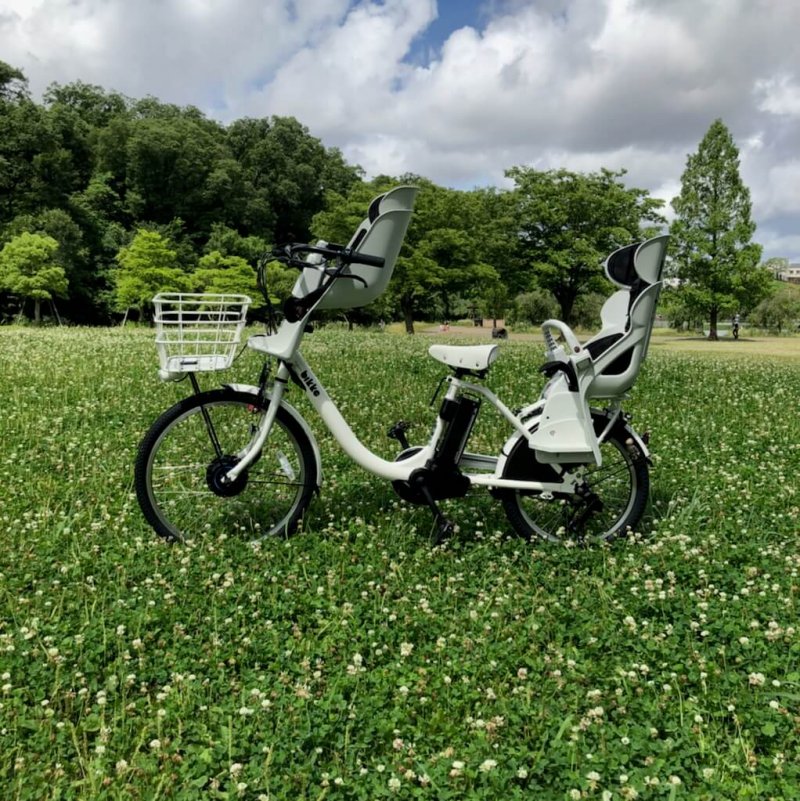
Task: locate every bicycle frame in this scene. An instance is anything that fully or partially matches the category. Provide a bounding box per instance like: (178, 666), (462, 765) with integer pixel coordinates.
(219, 347), (628, 497)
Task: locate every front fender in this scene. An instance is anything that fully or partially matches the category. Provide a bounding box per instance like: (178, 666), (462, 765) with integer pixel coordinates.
(223, 383), (323, 488)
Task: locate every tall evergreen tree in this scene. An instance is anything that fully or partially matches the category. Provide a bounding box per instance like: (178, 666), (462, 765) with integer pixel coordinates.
(670, 119), (768, 340)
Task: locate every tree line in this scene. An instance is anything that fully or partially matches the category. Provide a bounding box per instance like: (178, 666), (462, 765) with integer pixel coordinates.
(0, 60), (778, 334)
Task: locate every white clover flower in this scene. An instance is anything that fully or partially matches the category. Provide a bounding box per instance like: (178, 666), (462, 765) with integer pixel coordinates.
(149, 739), (161, 751)
(749, 672), (766, 686)
(388, 776), (401, 791)
(479, 759), (497, 773)
(400, 642), (413, 657)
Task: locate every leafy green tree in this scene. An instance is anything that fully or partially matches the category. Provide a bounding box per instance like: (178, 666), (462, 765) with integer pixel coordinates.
(0, 232), (67, 323)
(509, 289), (559, 327)
(203, 223), (270, 264)
(192, 251), (263, 307)
(762, 257), (789, 279)
(116, 115), (232, 239)
(113, 229), (189, 318)
(571, 292), (606, 330)
(228, 116), (361, 242)
(390, 178), (502, 332)
(0, 64), (57, 222)
(391, 249), (446, 333)
(0, 60), (28, 102)
(43, 80), (129, 128)
(670, 119), (769, 340)
(3, 208), (90, 301)
(480, 279), (509, 328)
(749, 284), (800, 333)
(507, 167), (664, 323)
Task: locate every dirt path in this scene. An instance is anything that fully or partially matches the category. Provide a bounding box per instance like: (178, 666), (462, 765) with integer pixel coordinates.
(411, 324), (800, 359)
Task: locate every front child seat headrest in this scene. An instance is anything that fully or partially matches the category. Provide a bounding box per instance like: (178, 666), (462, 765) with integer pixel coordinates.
(604, 242), (641, 288)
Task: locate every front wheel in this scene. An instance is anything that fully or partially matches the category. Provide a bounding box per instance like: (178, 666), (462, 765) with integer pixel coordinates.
(499, 411), (649, 543)
(135, 388), (318, 542)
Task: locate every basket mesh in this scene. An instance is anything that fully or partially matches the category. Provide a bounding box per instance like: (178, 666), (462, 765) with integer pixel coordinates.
(153, 293), (251, 375)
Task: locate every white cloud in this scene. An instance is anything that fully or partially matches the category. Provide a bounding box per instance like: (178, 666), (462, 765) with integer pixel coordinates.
(2, 0), (800, 259)
(756, 75), (800, 117)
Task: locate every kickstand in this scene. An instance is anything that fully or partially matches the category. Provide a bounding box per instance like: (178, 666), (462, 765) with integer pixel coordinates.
(412, 475), (455, 545)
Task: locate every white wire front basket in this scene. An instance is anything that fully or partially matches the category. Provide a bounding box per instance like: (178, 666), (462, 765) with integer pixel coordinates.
(153, 293), (251, 378)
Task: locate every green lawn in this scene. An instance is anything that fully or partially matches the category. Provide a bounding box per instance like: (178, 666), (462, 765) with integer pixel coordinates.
(1, 326), (799, 800)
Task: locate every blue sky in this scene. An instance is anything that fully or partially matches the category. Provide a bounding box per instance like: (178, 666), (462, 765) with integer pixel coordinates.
(405, 0), (484, 65)
(2, 0), (800, 262)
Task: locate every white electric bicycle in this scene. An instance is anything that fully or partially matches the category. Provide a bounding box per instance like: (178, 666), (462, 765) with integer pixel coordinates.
(134, 186), (668, 544)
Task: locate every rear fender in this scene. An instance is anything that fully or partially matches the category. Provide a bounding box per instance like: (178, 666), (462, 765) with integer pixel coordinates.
(497, 407), (650, 479)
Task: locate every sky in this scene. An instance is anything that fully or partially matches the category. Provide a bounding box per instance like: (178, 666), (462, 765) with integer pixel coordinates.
(2, 0), (800, 262)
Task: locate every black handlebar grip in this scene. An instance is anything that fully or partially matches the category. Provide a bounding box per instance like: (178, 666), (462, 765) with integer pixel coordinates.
(347, 251), (385, 268)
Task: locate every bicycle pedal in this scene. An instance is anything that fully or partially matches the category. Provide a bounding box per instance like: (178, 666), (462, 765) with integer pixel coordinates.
(431, 519), (455, 546)
(387, 421), (411, 450)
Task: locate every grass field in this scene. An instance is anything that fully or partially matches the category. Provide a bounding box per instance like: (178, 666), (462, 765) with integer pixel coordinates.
(1, 325), (799, 800)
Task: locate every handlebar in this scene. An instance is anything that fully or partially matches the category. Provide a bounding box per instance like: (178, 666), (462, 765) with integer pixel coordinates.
(271, 243), (385, 269)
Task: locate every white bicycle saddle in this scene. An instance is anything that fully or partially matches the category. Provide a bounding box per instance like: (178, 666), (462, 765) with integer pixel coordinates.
(428, 344), (499, 373)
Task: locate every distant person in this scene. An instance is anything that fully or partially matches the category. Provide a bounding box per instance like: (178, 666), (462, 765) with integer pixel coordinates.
(732, 313), (740, 340)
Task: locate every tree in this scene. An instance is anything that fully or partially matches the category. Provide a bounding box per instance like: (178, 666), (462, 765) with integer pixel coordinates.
(0, 64), (57, 223)
(762, 256), (789, 279)
(0, 232), (68, 322)
(192, 251), (263, 308)
(0, 60), (28, 102)
(394, 179), (500, 332)
(507, 167), (664, 323)
(509, 289), (559, 327)
(670, 119), (769, 340)
(113, 229), (189, 318)
(749, 284), (800, 333)
(203, 223), (270, 264)
(227, 116), (362, 243)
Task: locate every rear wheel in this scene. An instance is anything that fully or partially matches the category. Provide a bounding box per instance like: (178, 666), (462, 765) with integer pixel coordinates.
(135, 388), (317, 542)
(500, 411), (649, 543)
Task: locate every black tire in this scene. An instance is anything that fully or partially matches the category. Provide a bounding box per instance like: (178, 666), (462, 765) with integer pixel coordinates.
(499, 411), (649, 543)
(135, 388), (317, 542)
